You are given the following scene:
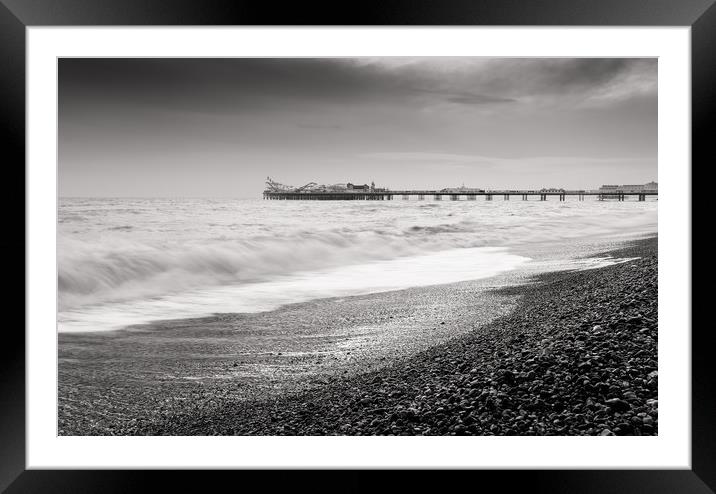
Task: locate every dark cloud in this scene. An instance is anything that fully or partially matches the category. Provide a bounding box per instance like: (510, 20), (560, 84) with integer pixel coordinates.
(59, 57), (655, 118)
(474, 58), (656, 100)
(59, 58), (410, 116)
(445, 93), (516, 105)
(412, 87), (515, 105)
(58, 57), (657, 197)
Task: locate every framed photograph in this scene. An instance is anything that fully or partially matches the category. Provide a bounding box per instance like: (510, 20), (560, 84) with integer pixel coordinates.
(4, 0), (711, 491)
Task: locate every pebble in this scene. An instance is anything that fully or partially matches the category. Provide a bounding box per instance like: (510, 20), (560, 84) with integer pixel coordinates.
(97, 240), (659, 437)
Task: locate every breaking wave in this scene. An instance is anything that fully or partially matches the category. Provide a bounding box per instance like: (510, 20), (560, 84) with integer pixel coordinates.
(59, 230), (431, 310)
(57, 198), (657, 330)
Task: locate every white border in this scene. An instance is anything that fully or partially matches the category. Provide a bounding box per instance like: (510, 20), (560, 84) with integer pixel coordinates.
(27, 27), (691, 469)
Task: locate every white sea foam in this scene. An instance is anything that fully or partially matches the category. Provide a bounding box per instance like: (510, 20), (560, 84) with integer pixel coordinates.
(58, 197), (657, 332)
(58, 247), (528, 332)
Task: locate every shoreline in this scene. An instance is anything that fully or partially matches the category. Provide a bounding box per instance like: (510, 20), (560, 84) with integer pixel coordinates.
(60, 235), (657, 436)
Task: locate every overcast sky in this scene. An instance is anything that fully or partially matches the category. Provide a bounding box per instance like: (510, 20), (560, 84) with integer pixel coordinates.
(59, 58), (657, 197)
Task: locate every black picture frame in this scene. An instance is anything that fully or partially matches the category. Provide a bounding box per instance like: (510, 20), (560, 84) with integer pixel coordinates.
(2, 0), (710, 491)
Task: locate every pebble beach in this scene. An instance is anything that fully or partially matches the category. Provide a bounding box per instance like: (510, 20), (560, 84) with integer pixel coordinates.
(60, 236), (657, 436)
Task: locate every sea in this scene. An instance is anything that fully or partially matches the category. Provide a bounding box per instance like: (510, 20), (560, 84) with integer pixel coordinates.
(58, 197), (658, 333)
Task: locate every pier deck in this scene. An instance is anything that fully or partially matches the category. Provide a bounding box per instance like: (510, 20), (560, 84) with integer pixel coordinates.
(263, 190), (657, 201)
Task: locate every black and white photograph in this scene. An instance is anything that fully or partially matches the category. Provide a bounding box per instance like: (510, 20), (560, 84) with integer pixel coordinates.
(57, 57), (658, 437)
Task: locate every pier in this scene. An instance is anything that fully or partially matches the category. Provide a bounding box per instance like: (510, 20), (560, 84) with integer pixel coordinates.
(263, 190), (657, 201)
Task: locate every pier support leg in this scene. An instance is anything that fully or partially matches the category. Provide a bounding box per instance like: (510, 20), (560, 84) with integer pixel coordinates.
(451, 194), (458, 201)
(467, 195), (475, 201)
(418, 194), (424, 200)
(434, 195), (442, 201)
(504, 194), (509, 200)
(540, 194), (546, 201)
